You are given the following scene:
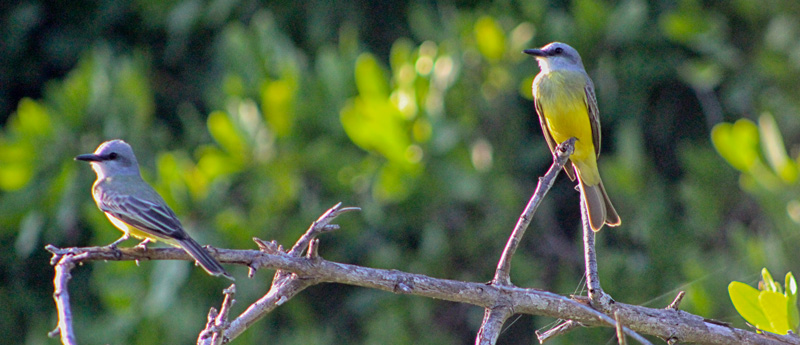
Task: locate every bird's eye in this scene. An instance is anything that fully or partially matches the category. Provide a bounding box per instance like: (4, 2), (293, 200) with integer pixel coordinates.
(108, 152), (118, 160)
(554, 47), (563, 54)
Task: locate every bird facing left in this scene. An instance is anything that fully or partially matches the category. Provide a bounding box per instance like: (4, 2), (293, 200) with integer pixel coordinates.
(75, 139), (234, 280)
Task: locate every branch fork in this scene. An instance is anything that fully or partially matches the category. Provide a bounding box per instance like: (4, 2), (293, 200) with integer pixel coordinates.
(47, 157), (800, 344)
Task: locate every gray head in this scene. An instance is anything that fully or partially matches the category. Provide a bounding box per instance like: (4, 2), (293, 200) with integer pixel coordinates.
(75, 140), (141, 179)
(523, 42), (585, 74)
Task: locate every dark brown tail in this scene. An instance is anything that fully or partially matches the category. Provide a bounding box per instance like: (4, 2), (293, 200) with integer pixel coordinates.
(579, 178), (621, 232)
(177, 238), (234, 280)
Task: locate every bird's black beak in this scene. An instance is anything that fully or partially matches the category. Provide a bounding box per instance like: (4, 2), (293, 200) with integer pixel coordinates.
(523, 48), (546, 57)
(75, 153), (102, 162)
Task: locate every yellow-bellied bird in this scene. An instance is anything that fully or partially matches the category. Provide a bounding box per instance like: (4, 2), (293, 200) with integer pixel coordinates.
(76, 140), (233, 280)
(524, 42), (620, 231)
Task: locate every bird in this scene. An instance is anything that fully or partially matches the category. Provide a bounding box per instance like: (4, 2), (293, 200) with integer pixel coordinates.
(76, 139), (233, 280)
(524, 42), (620, 231)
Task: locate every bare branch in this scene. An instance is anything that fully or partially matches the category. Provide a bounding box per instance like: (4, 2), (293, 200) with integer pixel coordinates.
(475, 137), (574, 345)
(478, 138), (648, 344)
(221, 274), (317, 342)
(666, 291), (686, 311)
(47, 244), (800, 345)
(475, 307), (513, 345)
(580, 196), (612, 308)
(492, 137), (575, 286)
(287, 203), (360, 257)
(197, 284), (236, 345)
(48, 253), (84, 345)
(47, 200), (797, 345)
(616, 310), (628, 345)
(211, 203), (358, 343)
(536, 320), (583, 343)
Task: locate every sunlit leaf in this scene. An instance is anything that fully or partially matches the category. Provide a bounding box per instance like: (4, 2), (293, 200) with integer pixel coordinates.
(0, 141), (35, 191)
(261, 79), (296, 137)
(786, 273), (799, 331)
(763, 268), (781, 293)
(390, 38), (415, 73)
(355, 53), (389, 99)
(760, 290), (791, 334)
(573, 0), (608, 33)
(196, 145), (242, 181)
(677, 60), (723, 90)
(117, 56), (155, 126)
(710, 119), (760, 172)
(375, 163), (413, 202)
(154, 152), (190, 210)
(222, 74), (245, 97)
(519, 75), (535, 100)
(759, 113), (798, 184)
(340, 97), (410, 166)
(207, 110), (246, 156)
(12, 98), (53, 138)
(659, 11), (712, 43)
(729, 281), (771, 331)
(474, 16), (506, 61)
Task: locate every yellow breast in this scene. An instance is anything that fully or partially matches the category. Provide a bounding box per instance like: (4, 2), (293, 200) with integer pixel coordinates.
(533, 70), (595, 163)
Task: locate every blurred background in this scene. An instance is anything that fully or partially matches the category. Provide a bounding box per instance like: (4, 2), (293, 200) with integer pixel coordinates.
(3, 0), (800, 344)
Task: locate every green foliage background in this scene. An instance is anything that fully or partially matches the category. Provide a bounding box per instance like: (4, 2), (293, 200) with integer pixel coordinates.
(3, 0), (800, 344)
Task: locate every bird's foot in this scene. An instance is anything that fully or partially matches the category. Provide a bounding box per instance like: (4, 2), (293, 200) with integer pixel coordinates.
(134, 238), (151, 251)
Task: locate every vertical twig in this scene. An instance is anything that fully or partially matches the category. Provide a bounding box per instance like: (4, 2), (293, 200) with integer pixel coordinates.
(48, 253), (84, 345)
(580, 195), (611, 308)
(198, 286), (240, 345)
(615, 310), (628, 345)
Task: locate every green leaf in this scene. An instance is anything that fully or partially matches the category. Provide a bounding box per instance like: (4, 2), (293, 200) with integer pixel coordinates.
(0, 140), (35, 191)
(196, 145), (243, 180)
(759, 113), (798, 184)
(786, 273), (799, 331)
(207, 110), (246, 156)
(763, 268), (781, 293)
(340, 97), (411, 167)
(375, 162), (414, 202)
(677, 60), (723, 90)
(710, 119), (760, 172)
(474, 16), (506, 62)
(12, 98), (53, 138)
(260, 79), (296, 137)
(355, 53), (389, 99)
(659, 10), (713, 44)
(729, 281), (771, 330)
(389, 38), (415, 73)
(760, 290), (792, 334)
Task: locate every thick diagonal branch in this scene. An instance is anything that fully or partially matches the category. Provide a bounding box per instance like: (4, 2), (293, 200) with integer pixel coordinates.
(492, 137), (575, 286)
(475, 138), (574, 345)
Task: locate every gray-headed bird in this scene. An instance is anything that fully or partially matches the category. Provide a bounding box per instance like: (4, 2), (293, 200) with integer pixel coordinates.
(76, 139), (233, 280)
(524, 42), (621, 231)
